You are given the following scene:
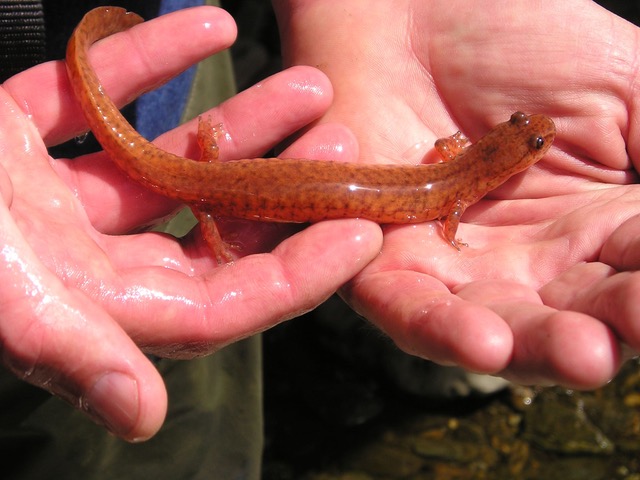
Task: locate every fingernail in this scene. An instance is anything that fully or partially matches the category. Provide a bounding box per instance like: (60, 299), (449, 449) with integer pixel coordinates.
(84, 372), (139, 438)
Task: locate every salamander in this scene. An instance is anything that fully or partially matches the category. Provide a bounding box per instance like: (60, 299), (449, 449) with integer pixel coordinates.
(65, 6), (556, 263)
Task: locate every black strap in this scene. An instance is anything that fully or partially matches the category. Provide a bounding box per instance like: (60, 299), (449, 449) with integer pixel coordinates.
(0, 0), (45, 82)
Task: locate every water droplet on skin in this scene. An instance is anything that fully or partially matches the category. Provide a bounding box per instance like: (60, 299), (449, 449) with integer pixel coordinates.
(75, 132), (90, 144)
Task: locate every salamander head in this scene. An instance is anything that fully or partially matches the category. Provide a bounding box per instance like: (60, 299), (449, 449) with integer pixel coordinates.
(475, 111), (555, 191)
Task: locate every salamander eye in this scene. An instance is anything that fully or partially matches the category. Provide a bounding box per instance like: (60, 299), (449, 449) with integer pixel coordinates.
(510, 111), (529, 126)
(530, 135), (545, 150)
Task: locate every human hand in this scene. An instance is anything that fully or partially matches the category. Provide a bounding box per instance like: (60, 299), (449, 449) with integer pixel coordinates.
(0, 6), (381, 441)
(274, 0), (640, 388)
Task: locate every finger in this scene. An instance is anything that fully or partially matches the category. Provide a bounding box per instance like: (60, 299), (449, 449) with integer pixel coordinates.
(539, 262), (640, 352)
(63, 66), (346, 234)
(0, 204), (166, 441)
(104, 219), (382, 357)
(279, 120), (360, 162)
(600, 212), (640, 270)
(500, 307), (621, 388)
(461, 279), (622, 388)
(204, 65), (341, 160)
(0, 164), (13, 207)
(149, 65), (338, 162)
(342, 269), (515, 373)
(3, 6), (237, 146)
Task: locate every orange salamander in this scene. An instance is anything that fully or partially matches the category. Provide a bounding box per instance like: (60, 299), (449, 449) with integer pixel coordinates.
(66, 7), (556, 263)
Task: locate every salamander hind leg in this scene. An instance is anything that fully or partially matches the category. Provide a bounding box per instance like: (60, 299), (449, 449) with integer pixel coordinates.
(191, 207), (235, 264)
(441, 199), (468, 250)
(193, 118), (234, 263)
(196, 116), (224, 163)
(434, 131), (469, 162)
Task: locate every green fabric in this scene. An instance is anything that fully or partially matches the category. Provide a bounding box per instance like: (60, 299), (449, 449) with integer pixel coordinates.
(3, 340), (263, 479)
(1, 3), (264, 478)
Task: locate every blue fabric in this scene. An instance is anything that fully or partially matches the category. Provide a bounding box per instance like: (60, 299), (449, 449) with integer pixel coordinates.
(135, 0), (204, 140)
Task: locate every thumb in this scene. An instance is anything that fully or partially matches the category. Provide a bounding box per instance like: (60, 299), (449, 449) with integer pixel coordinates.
(0, 207), (166, 442)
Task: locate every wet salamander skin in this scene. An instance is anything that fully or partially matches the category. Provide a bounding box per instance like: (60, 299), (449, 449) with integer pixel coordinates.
(66, 7), (556, 248)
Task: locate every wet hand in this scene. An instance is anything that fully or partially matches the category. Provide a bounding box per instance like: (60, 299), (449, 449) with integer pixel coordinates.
(276, 0), (640, 388)
(0, 6), (381, 441)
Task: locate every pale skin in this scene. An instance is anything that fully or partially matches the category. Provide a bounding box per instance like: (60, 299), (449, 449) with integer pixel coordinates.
(273, 0), (640, 387)
(0, 8), (381, 442)
(2, 0), (639, 445)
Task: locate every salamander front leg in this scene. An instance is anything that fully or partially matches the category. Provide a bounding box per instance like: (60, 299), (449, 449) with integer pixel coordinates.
(442, 199), (468, 250)
(434, 131), (469, 162)
(197, 116), (224, 163)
